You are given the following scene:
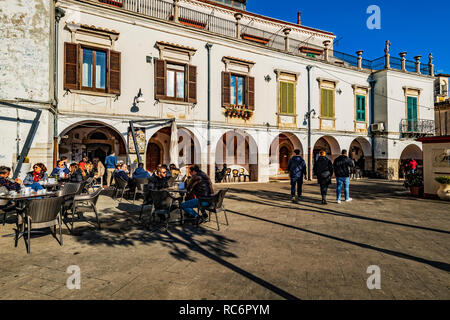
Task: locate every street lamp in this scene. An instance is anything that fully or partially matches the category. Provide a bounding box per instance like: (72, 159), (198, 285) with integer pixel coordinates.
(131, 88), (145, 112)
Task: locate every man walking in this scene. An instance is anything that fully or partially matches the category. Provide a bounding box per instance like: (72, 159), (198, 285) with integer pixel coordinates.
(333, 149), (355, 203)
(313, 150), (333, 205)
(104, 152), (117, 187)
(287, 149), (307, 203)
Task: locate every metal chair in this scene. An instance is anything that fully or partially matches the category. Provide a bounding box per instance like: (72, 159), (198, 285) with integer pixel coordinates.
(232, 169), (239, 182)
(70, 187), (103, 230)
(239, 168), (250, 182)
(167, 176), (176, 188)
(113, 176), (130, 202)
(149, 190), (173, 230)
(56, 182), (82, 221)
(16, 196), (64, 254)
(1, 186), (16, 226)
(133, 177), (148, 203)
(225, 168), (231, 182)
(198, 189), (229, 231)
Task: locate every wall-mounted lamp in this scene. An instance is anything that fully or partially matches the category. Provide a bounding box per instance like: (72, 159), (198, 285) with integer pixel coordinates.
(264, 75), (272, 82)
(131, 88), (145, 113)
(303, 109), (316, 125)
(337, 88), (342, 95)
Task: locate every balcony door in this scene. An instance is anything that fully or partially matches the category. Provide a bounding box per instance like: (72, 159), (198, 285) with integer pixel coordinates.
(407, 96), (418, 132)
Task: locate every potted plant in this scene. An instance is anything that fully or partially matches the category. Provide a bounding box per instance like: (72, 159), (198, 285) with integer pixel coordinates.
(403, 171), (423, 197)
(435, 176), (450, 201)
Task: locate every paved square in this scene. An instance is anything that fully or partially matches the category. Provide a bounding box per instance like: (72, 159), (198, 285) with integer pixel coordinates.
(0, 180), (449, 300)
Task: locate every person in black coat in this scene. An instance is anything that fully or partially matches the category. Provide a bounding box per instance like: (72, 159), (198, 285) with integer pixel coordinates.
(333, 149), (355, 203)
(68, 163), (84, 183)
(287, 149), (307, 203)
(313, 150), (334, 204)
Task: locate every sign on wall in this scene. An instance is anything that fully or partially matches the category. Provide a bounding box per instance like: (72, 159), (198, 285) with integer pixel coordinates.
(127, 127), (146, 154)
(432, 148), (450, 168)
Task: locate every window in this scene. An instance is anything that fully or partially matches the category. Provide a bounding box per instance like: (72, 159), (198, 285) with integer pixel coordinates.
(64, 42), (121, 94)
(321, 88), (334, 118)
(230, 75), (244, 106)
(407, 96), (418, 131)
(82, 48), (106, 90)
(154, 59), (197, 103)
(222, 72), (255, 110)
(356, 95), (366, 121)
(167, 64), (185, 100)
(280, 81), (295, 115)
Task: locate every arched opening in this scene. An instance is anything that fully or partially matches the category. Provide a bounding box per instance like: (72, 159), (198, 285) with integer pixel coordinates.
(269, 133), (303, 175)
(313, 136), (340, 165)
(215, 130), (258, 181)
(59, 121), (127, 164)
(399, 144), (423, 178)
(349, 137), (372, 173)
(146, 126), (201, 173)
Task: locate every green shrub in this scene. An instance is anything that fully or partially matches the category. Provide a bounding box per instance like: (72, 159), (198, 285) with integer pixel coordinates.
(404, 172), (423, 188)
(435, 176), (450, 185)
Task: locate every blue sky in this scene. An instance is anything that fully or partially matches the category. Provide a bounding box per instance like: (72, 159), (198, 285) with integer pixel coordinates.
(246, 0), (449, 74)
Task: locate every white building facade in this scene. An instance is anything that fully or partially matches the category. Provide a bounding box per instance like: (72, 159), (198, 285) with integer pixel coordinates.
(0, 0), (436, 181)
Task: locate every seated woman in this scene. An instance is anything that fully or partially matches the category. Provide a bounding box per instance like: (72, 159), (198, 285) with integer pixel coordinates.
(23, 163), (48, 185)
(114, 163), (136, 192)
(68, 163), (85, 183)
(84, 161), (95, 179)
(93, 158), (105, 185)
(50, 160), (70, 178)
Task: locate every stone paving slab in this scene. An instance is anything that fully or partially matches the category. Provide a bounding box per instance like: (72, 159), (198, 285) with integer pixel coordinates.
(0, 179), (449, 300)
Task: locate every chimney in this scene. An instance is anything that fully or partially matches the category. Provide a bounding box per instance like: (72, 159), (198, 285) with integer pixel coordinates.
(297, 11), (301, 25)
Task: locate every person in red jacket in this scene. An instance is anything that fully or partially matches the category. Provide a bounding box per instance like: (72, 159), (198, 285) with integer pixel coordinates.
(409, 158), (418, 174)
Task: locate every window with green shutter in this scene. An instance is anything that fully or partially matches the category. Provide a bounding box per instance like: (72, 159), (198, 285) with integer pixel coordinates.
(356, 95), (366, 121)
(407, 96), (418, 131)
(321, 88), (334, 118)
(280, 81), (295, 115)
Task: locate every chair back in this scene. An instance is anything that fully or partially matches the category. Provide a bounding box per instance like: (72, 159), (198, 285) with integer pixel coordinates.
(89, 187), (103, 206)
(116, 176), (128, 188)
(239, 168), (245, 175)
(225, 168), (231, 175)
(134, 178), (148, 191)
(58, 182), (81, 197)
(167, 176), (176, 187)
(26, 196), (64, 223)
(232, 169), (239, 177)
(0, 186), (9, 206)
(151, 190), (173, 211)
(215, 189), (228, 208)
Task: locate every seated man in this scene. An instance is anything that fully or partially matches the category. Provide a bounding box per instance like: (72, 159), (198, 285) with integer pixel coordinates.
(0, 166), (22, 192)
(181, 165), (214, 222)
(114, 164), (136, 192)
(143, 165), (169, 205)
(50, 160), (70, 178)
(132, 162), (151, 179)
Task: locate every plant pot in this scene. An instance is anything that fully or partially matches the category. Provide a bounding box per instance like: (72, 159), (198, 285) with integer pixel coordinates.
(409, 186), (423, 197)
(437, 183), (450, 201)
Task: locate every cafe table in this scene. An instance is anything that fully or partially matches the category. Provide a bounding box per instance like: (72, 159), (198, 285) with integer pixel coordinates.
(163, 188), (190, 225)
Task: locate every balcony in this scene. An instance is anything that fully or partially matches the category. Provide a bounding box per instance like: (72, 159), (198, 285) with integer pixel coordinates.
(400, 119), (435, 137)
(88, 0), (433, 74)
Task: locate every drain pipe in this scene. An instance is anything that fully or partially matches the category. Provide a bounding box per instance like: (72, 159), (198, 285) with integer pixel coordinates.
(53, 6), (65, 168)
(206, 43), (213, 177)
(368, 74), (376, 175)
(306, 65), (313, 180)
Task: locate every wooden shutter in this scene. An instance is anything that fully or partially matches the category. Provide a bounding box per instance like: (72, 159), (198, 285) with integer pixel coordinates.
(321, 89), (327, 117)
(280, 82), (287, 114)
(222, 72), (231, 107)
(64, 42), (80, 90)
(108, 50), (121, 95)
(247, 76), (255, 110)
(187, 65), (197, 103)
(322, 89), (334, 118)
(155, 59), (166, 99)
(287, 82), (294, 115)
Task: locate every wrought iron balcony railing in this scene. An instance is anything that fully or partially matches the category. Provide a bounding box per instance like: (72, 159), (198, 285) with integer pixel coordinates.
(400, 119), (435, 136)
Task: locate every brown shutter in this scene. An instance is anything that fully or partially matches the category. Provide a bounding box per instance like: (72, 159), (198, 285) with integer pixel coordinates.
(155, 59), (166, 99)
(247, 76), (255, 110)
(187, 65), (197, 103)
(64, 42), (79, 90)
(108, 50), (121, 95)
(222, 71), (231, 107)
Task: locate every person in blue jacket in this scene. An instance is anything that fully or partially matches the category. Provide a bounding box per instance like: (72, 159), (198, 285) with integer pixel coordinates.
(132, 162), (151, 179)
(50, 160), (70, 177)
(104, 152), (117, 187)
(287, 149), (307, 203)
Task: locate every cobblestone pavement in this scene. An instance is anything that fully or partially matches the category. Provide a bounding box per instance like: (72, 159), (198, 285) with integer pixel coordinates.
(0, 179), (449, 300)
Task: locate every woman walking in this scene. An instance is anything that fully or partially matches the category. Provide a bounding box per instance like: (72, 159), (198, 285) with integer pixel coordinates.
(313, 150), (334, 204)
